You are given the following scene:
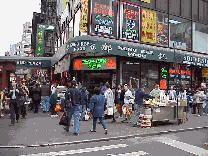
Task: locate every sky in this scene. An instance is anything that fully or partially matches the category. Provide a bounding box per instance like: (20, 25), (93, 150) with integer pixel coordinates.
(0, 0), (41, 56)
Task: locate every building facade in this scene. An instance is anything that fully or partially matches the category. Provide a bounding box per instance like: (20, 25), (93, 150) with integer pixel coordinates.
(52, 0), (208, 93)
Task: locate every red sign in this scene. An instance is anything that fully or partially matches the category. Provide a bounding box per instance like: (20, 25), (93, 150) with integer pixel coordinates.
(160, 80), (166, 90)
(169, 69), (190, 75)
(157, 22), (163, 34)
(123, 9), (139, 20)
(94, 3), (115, 16)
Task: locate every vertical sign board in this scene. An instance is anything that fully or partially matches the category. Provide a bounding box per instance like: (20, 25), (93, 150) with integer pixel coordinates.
(120, 2), (140, 41)
(36, 25), (44, 57)
(91, 0), (118, 38)
(141, 8), (156, 43)
(79, 0), (88, 33)
(202, 68), (208, 77)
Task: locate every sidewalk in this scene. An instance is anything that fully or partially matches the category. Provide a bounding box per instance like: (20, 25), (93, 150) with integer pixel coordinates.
(0, 109), (207, 148)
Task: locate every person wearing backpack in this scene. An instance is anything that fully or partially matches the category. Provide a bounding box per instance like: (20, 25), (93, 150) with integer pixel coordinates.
(63, 80), (81, 136)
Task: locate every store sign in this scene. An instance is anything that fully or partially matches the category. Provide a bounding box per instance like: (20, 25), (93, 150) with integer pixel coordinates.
(183, 55), (208, 67)
(141, 8), (156, 43)
(169, 69), (190, 75)
(73, 57), (116, 70)
(16, 60), (51, 67)
(91, 0), (118, 37)
(202, 68), (208, 77)
(79, 0), (88, 33)
(160, 80), (166, 89)
(161, 67), (167, 78)
(120, 2), (140, 41)
(141, 0), (150, 3)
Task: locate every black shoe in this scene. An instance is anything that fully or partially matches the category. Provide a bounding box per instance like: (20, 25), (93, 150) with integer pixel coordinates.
(132, 124), (137, 127)
(90, 129), (96, 132)
(121, 120), (127, 123)
(74, 133), (79, 136)
(98, 122), (101, 124)
(111, 120), (116, 123)
(43, 111), (46, 113)
(104, 129), (107, 134)
(63, 127), (69, 132)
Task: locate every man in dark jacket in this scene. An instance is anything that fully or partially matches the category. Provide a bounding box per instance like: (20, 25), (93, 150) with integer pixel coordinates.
(8, 81), (25, 126)
(63, 80), (81, 136)
(119, 86), (125, 118)
(32, 83), (42, 113)
(49, 89), (58, 117)
(132, 85), (154, 127)
(41, 81), (51, 113)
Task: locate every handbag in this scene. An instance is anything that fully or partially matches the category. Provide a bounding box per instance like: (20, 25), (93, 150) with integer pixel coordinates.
(59, 111), (68, 126)
(107, 107), (113, 115)
(55, 104), (61, 112)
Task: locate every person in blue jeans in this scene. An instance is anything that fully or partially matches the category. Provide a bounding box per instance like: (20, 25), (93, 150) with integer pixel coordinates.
(80, 87), (88, 120)
(132, 85), (154, 127)
(88, 87), (108, 134)
(64, 80), (81, 136)
(40, 81), (50, 113)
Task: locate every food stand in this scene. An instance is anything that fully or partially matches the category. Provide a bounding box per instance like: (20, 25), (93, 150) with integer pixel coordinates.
(138, 91), (188, 128)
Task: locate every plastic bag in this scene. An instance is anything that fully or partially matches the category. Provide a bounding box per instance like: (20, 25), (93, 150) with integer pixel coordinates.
(55, 104), (61, 112)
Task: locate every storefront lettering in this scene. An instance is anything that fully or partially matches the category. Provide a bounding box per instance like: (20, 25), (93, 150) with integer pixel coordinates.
(17, 61), (26, 65)
(95, 14), (113, 25)
(95, 25), (113, 34)
(127, 52), (146, 58)
(183, 55), (208, 66)
(94, 3), (114, 17)
(101, 43), (112, 53)
(141, 50), (154, 55)
(158, 53), (167, 60)
(118, 46), (137, 52)
(123, 9), (139, 20)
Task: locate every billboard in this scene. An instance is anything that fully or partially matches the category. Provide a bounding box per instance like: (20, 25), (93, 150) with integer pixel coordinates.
(141, 8), (156, 43)
(120, 2), (140, 41)
(90, 0), (118, 38)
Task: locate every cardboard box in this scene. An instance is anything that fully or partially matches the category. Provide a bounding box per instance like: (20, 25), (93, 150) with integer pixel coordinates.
(180, 99), (187, 106)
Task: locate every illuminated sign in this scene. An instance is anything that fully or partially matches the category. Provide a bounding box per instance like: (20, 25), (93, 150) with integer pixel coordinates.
(157, 23), (163, 34)
(120, 2), (140, 41)
(141, 0), (150, 3)
(183, 55), (208, 67)
(141, 8), (156, 43)
(73, 57), (116, 70)
(161, 67), (167, 78)
(202, 68), (208, 77)
(160, 80), (166, 89)
(169, 69), (190, 75)
(91, 0), (118, 37)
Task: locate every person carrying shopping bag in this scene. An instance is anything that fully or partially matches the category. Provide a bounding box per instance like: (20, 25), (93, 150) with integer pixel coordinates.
(87, 87), (108, 134)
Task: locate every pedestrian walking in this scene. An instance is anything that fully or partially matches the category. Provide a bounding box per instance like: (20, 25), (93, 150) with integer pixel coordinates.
(28, 82), (35, 110)
(119, 86), (125, 118)
(121, 84), (134, 123)
(132, 85), (154, 127)
(20, 80), (28, 119)
(100, 82), (108, 95)
(51, 82), (57, 94)
(104, 83), (116, 123)
(32, 83), (41, 113)
(193, 87), (204, 116)
(88, 87), (108, 134)
(49, 89), (59, 117)
(0, 91), (3, 118)
(80, 87), (88, 121)
(41, 81), (50, 113)
(63, 80), (81, 136)
(8, 81), (24, 126)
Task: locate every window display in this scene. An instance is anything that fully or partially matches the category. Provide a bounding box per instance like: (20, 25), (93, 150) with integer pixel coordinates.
(169, 16), (191, 51)
(90, 0), (118, 38)
(193, 22), (208, 54)
(156, 12), (168, 47)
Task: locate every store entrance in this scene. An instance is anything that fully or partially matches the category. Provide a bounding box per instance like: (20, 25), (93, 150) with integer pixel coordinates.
(83, 71), (112, 92)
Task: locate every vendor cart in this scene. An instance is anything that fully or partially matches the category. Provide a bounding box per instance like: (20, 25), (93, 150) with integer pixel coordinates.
(140, 100), (187, 126)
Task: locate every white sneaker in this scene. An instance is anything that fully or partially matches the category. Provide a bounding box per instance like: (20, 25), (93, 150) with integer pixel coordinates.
(1, 114), (4, 117)
(119, 116), (123, 119)
(51, 115), (54, 117)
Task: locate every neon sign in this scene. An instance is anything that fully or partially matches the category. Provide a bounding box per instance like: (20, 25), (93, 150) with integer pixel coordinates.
(169, 69), (190, 75)
(73, 57), (117, 70)
(161, 67), (167, 78)
(121, 2), (140, 41)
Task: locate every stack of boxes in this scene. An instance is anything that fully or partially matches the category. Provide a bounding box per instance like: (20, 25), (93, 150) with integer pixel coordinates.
(137, 114), (152, 128)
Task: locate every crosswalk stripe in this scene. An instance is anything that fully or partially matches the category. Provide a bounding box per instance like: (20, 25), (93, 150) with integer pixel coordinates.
(107, 151), (149, 156)
(20, 144), (129, 156)
(154, 137), (208, 156)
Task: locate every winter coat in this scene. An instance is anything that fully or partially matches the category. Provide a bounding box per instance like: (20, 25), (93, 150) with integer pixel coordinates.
(193, 91), (204, 104)
(100, 85), (106, 95)
(32, 87), (41, 102)
(89, 94), (107, 117)
(104, 88), (114, 107)
(8, 86), (25, 108)
(49, 92), (58, 105)
(135, 89), (153, 106)
(81, 87), (88, 105)
(65, 88), (81, 106)
(124, 89), (135, 105)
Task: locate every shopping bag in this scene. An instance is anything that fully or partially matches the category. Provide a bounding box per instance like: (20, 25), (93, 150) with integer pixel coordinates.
(107, 107), (113, 115)
(55, 104), (61, 112)
(59, 111), (68, 126)
(84, 111), (90, 121)
(122, 106), (126, 115)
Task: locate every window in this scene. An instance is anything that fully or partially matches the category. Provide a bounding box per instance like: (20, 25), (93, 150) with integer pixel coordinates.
(156, 0), (168, 12)
(169, 15), (192, 51)
(169, 0), (180, 16)
(192, 0), (198, 21)
(181, 0), (191, 19)
(192, 22), (208, 54)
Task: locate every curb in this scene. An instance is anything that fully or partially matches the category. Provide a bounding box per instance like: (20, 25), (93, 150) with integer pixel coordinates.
(0, 125), (208, 148)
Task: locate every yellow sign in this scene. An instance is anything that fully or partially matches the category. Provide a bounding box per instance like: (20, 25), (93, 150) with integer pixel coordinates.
(202, 68), (208, 77)
(62, 0), (69, 11)
(141, 8), (156, 43)
(79, 0), (88, 33)
(141, 0), (150, 3)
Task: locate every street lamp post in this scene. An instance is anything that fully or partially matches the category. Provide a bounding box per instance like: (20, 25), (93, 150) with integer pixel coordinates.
(173, 42), (179, 125)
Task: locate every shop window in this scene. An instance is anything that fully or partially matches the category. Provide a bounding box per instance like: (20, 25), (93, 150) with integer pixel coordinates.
(192, 22), (208, 54)
(180, 65), (191, 90)
(156, 12), (168, 47)
(169, 0), (180, 16)
(141, 60), (158, 93)
(156, 0), (168, 13)
(169, 15), (192, 51)
(181, 0), (191, 19)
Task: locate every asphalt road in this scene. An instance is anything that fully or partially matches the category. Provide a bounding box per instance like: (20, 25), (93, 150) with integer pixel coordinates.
(1, 129), (208, 156)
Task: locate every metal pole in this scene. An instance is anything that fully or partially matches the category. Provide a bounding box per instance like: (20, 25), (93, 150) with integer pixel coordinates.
(173, 42), (179, 125)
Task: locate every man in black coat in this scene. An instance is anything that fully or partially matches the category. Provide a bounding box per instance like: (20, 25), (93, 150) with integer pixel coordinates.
(8, 81), (25, 126)
(32, 83), (42, 113)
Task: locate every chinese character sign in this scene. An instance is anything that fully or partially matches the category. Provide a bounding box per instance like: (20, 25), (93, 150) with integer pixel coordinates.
(79, 0), (88, 33)
(141, 8), (156, 43)
(36, 24), (44, 57)
(120, 2), (140, 41)
(91, 0), (118, 37)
